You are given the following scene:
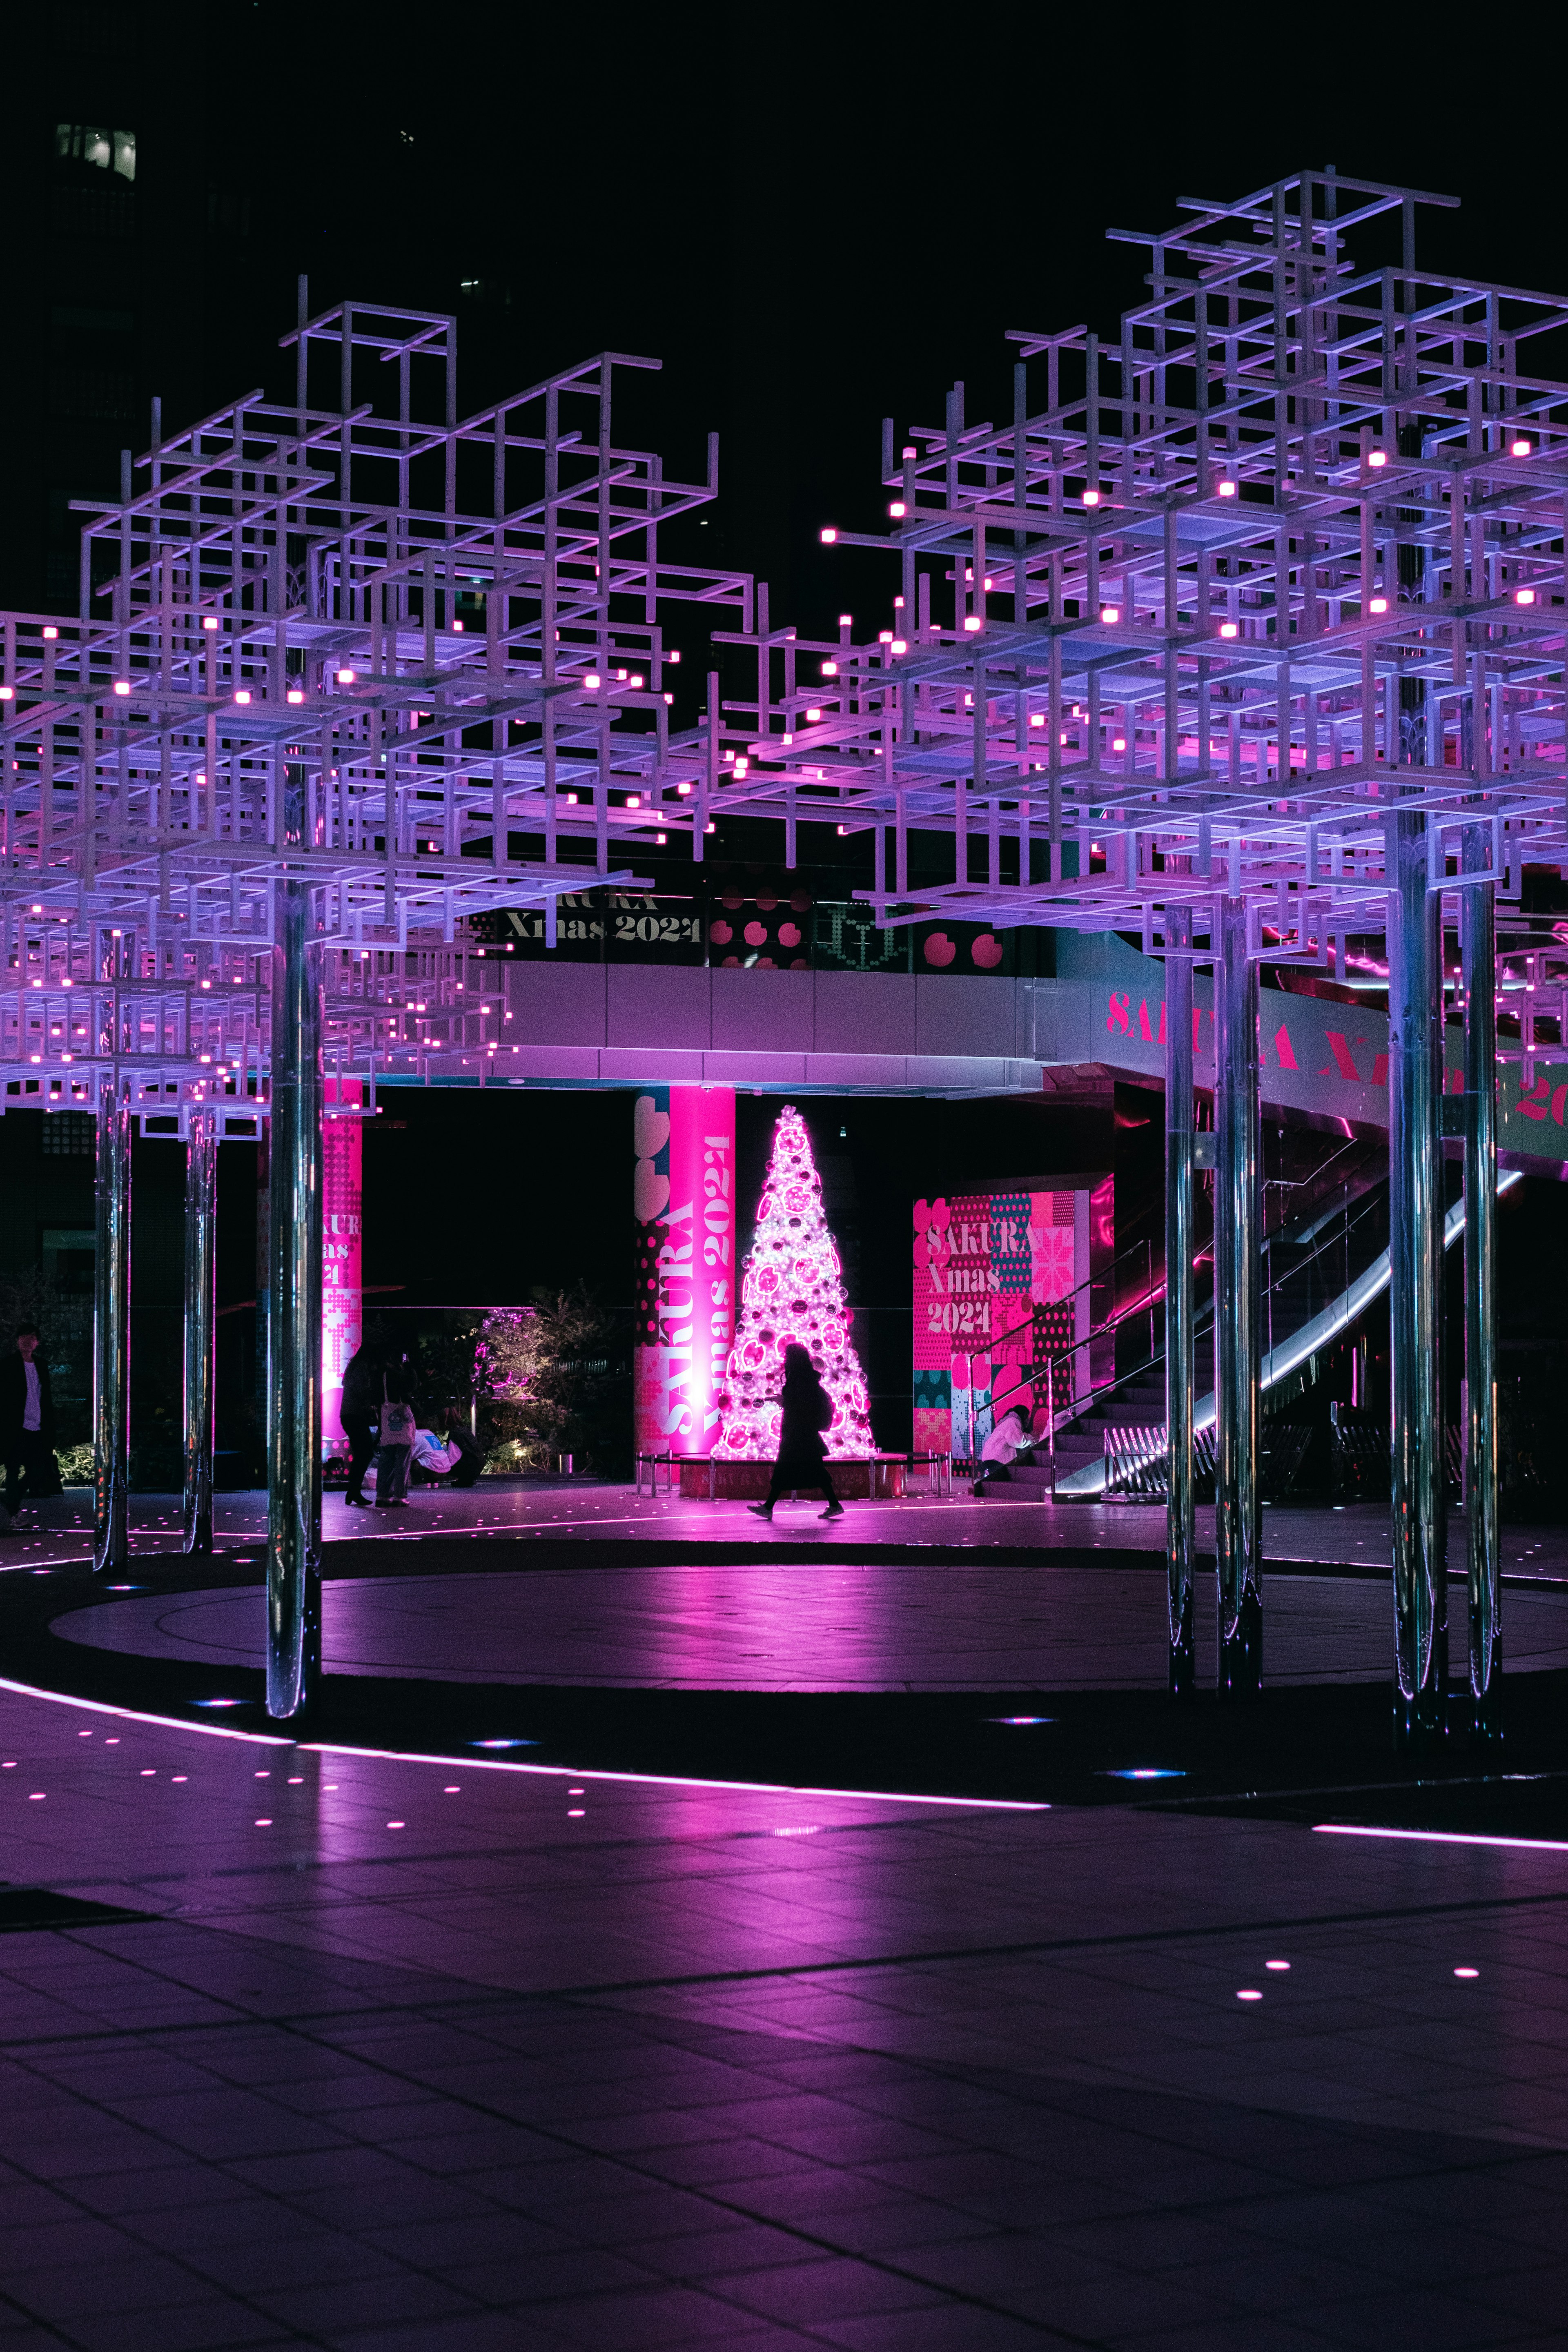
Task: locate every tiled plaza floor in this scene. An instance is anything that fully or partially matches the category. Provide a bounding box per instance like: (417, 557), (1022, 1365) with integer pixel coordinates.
(0, 1680), (1565, 2348)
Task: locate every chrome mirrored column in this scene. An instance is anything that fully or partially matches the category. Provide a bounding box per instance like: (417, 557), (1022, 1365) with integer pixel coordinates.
(266, 875), (323, 1722)
(92, 1082), (132, 1579)
(1214, 893), (1261, 1694)
(1462, 829), (1499, 1736)
(183, 1109), (217, 1556)
(1164, 906), (1195, 1695)
(1388, 810), (1446, 1742)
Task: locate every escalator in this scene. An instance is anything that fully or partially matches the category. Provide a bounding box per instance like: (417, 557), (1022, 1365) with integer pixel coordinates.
(1039, 1167), (1519, 1497)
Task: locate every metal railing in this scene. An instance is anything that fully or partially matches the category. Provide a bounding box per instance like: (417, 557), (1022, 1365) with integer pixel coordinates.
(967, 1178), (1394, 1461)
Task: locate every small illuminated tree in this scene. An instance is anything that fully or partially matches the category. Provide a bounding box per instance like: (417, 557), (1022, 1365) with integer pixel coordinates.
(714, 1104), (875, 1459)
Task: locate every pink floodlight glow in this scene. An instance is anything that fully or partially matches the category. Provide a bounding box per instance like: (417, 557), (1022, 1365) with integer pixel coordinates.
(1112, 736), (1126, 752)
(564, 791), (578, 805)
(806, 708), (822, 722)
(626, 793), (641, 808)
(584, 672), (601, 689)
(1511, 437), (1532, 457)
(234, 689), (251, 704)
(1370, 596), (1388, 615)
(630, 674), (643, 688)
(822, 661), (838, 677)
(42, 625), (58, 639)
(202, 616), (219, 631)
(677, 781), (692, 795)
(112, 680), (131, 696)
(668, 649), (681, 663)
(1100, 606), (1119, 624)
(893, 595), (904, 609)
(1368, 448), (1388, 468)
(1029, 713), (1045, 728)
(733, 757), (749, 777)
(1220, 622), (1238, 639)
(1082, 488), (1101, 506)
(1217, 478), (1238, 498)
(879, 630), (893, 644)
(1516, 588), (1537, 605)
(337, 668), (356, 684)
(820, 527), (838, 543)
(889, 501), (906, 518)
(0, 687), (12, 702)
(891, 639), (907, 655)
(452, 617), (464, 631)
(838, 613), (853, 626)
(963, 615), (982, 632)
(287, 688), (305, 704)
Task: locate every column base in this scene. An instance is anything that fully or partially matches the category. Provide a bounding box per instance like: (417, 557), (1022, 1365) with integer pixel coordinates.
(1218, 1590), (1262, 1697)
(1393, 1688), (1448, 1747)
(1168, 1589), (1194, 1698)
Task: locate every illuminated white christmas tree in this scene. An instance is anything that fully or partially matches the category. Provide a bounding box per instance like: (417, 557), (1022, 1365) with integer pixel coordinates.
(714, 1103), (875, 1459)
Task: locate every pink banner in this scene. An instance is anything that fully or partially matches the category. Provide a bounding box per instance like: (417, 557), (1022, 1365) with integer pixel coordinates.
(322, 1077), (363, 1450)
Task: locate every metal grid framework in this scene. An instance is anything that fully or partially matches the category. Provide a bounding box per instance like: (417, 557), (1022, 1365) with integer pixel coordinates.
(0, 291), (751, 1111)
(748, 167), (1568, 967)
(4, 169), (1568, 1118)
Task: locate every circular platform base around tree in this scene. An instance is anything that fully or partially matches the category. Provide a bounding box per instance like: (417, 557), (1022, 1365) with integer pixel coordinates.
(4, 1532), (1566, 1832)
(675, 1455), (906, 1499)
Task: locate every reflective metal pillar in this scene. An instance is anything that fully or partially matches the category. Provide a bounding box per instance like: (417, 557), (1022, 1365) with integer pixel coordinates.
(92, 1083), (132, 1578)
(1164, 906), (1195, 1694)
(1388, 809), (1446, 1741)
(1462, 831), (1499, 1735)
(1214, 894), (1261, 1693)
(183, 1108), (217, 1556)
(266, 877), (323, 1720)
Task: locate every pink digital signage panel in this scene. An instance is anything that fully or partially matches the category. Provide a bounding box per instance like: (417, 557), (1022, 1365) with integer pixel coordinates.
(912, 1188), (1090, 1461)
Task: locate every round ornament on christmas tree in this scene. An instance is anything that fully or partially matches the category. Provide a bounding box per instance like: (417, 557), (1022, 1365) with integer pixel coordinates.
(714, 1104), (875, 1459)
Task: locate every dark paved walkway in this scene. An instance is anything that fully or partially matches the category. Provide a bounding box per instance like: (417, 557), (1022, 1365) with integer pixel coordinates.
(0, 1679), (1565, 2350)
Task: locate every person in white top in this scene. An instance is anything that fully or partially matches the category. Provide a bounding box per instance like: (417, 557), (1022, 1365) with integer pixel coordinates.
(971, 1403), (1033, 1497)
(2, 1325), (56, 1518)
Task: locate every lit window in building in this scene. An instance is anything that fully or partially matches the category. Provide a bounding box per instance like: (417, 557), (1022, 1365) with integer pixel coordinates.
(55, 125), (137, 183)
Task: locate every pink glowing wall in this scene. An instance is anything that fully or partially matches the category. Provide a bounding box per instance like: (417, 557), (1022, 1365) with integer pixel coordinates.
(322, 1078), (363, 1451)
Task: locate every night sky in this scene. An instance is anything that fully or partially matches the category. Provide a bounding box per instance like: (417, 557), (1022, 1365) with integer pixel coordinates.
(14, 13), (1568, 1455)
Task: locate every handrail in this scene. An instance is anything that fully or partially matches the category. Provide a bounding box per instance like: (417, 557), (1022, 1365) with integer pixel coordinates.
(977, 1152), (1384, 1372)
(978, 1179), (1392, 1442)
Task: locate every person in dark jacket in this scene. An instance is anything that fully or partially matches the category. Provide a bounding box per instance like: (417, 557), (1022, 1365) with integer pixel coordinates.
(339, 1340), (382, 1507)
(748, 1343), (843, 1521)
(1, 1325), (57, 1517)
